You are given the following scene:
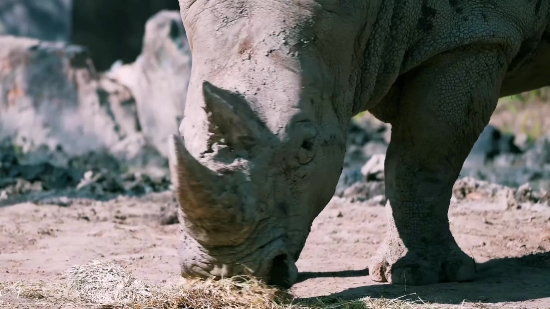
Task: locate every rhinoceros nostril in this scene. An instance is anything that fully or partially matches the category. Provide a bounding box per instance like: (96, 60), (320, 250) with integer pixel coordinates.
(267, 254), (298, 288)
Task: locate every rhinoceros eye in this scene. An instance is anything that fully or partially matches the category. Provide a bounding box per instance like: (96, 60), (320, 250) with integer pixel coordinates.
(301, 140), (314, 151)
(296, 122), (318, 165)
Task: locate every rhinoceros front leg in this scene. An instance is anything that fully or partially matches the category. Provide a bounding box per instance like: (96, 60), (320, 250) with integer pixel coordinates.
(369, 45), (510, 285)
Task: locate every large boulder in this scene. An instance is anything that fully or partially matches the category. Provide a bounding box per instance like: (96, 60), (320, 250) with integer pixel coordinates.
(0, 0), (72, 42)
(108, 11), (191, 158)
(0, 10), (193, 165)
(0, 35), (163, 170)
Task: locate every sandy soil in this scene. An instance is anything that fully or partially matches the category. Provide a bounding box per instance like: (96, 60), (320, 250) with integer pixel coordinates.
(1, 192), (550, 308)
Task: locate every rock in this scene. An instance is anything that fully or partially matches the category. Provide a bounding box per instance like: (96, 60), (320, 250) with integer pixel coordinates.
(0, 0), (72, 42)
(159, 203), (179, 225)
(336, 154), (387, 203)
(107, 11), (192, 158)
(351, 114), (389, 142)
(361, 154), (385, 181)
(0, 36), (124, 160)
(362, 141), (388, 159)
(0, 178), (43, 200)
(453, 177), (479, 200)
(342, 115), (386, 162)
(336, 114), (390, 200)
(76, 171), (104, 191)
(452, 177), (511, 201)
(347, 121), (370, 146)
(515, 183), (541, 204)
(38, 196), (72, 207)
(495, 187), (519, 210)
(492, 154), (518, 168)
(342, 182), (385, 203)
(97, 77), (141, 139)
(539, 190), (550, 205)
(522, 134), (550, 169)
(499, 132), (522, 155)
(515, 183), (532, 203)
(0, 35), (169, 176)
(464, 125), (502, 167)
(451, 176), (543, 209)
(370, 194), (387, 206)
(464, 125), (521, 168)
(107, 134), (168, 176)
(0, 141), (171, 202)
(334, 167), (363, 197)
(343, 145), (365, 167)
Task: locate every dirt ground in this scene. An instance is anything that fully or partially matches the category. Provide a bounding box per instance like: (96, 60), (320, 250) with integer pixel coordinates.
(1, 191), (550, 308)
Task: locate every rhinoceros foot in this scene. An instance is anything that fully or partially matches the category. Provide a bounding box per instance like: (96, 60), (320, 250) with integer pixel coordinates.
(369, 234), (475, 285)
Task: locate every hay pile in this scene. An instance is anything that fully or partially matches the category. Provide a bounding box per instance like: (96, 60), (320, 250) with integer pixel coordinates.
(66, 260), (154, 305)
(0, 260), (293, 308)
(64, 260), (292, 308)
(0, 260), (474, 308)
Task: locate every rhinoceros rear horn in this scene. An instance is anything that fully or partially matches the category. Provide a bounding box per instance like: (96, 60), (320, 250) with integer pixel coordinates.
(202, 81), (268, 152)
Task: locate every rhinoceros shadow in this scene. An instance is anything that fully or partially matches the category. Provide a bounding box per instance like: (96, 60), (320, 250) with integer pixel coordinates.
(297, 268), (370, 283)
(295, 251), (550, 305)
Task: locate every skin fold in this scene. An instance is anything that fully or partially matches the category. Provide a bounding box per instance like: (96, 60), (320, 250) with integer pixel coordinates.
(169, 0), (550, 287)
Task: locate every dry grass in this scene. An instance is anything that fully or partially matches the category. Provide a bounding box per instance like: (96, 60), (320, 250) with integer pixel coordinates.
(0, 260), (497, 309)
(0, 260), (292, 308)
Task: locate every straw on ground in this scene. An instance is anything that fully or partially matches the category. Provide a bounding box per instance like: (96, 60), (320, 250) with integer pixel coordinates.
(0, 260), (498, 309)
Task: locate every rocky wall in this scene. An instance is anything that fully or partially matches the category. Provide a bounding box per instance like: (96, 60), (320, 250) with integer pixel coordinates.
(0, 9), (190, 162)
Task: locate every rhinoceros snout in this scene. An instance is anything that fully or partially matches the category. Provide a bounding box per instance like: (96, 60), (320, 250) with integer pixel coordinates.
(267, 253), (299, 288)
(179, 255), (299, 288)
(178, 235), (299, 287)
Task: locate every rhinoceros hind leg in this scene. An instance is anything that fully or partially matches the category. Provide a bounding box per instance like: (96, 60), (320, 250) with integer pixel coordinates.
(369, 45), (510, 285)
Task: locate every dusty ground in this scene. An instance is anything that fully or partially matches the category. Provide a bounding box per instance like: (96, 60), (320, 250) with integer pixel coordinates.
(1, 192), (550, 308)
(2, 98), (550, 308)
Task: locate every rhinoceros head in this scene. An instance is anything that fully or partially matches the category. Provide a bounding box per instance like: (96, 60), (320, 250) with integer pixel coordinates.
(172, 0), (364, 287)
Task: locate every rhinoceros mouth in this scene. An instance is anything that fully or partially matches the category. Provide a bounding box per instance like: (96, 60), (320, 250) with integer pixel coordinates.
(240, 236), (299, 287)
(179, 234), (298, 287)
(267, 253), (298, 288)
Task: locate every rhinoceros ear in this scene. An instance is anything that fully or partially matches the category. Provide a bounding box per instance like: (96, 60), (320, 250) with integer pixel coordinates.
(202, 81), (268, 152)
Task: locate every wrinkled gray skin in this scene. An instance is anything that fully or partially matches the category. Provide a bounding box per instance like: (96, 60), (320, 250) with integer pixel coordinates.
(169, 0), (550, 287)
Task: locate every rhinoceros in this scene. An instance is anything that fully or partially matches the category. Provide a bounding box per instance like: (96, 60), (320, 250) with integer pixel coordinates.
(168, 0), (550, 287)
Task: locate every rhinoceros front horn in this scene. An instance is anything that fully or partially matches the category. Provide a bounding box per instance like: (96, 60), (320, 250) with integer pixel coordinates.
(202, 81), (269, 152)
(169, 134), (254, 246)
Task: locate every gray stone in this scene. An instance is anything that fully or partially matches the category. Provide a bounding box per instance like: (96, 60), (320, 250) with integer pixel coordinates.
(464, 125), (522, 168)
(334, 167), (363, 197)
(361, 154), (385, 182)
(342, 181), (385, 203)
(107, 11), (192, 158)
(0, 36), (120, 160)
(362, 141), (388, 159)
(0, 35), (168, 178)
